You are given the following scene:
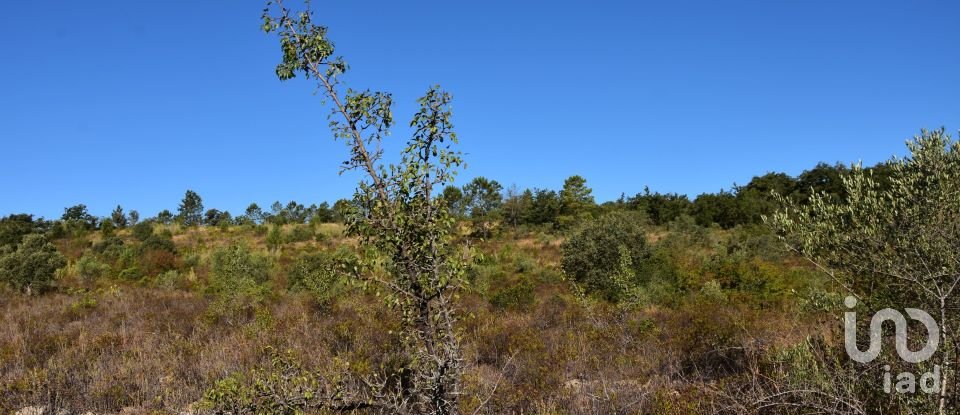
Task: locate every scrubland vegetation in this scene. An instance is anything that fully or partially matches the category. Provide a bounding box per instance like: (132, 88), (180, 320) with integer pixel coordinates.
(1, 2), (957, 414)
(0, 194), (829, 413)
(7, 138), (955, 414)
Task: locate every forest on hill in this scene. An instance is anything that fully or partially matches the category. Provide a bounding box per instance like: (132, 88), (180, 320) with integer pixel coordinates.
(2, 2), (958, 414)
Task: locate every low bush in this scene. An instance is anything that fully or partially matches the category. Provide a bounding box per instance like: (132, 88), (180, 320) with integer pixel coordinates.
(206, 244), (272, 323)
(76, 254), (110, 282)
(287, 249), (352, 308)
(131, 221), (154, 241)
(490, 278), (535, 311)
(284, 225), (315, 243)
(155, 270), (183, 289)
(92, 236), (125, 258)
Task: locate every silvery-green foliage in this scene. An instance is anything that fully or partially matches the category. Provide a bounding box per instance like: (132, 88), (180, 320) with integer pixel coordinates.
(767, 128), (960, 413)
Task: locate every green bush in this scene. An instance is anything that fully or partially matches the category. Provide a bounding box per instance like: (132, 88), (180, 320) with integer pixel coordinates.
(314, 231), (328, 243)
(131, 221), (154, 241)
(92, 236), (125, 259)
(287, 250), (351, 307)
(266, 226), (283, 251)
(118, 266), (143, 281)
(560, 211), (649, 300)
(284, 225), (314, 243)
(490, 278), (535, 311)
(201, 348), (325, 413)
(0, 234), (67, 294)
(99, 218), (116, 237)
(155, 270), (182, 289)
(513, 256), (537, 274)
(76, 254), (110, 282)
(206, 244), (272, 323)
(139, 234), (176, 254)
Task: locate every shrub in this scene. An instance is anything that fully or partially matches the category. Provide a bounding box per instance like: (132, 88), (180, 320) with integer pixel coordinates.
(490, 278), (535, 311)
(314, 231), (328, 243)
(76, 254), (110, 282)
(99, 218), (116, 237)
(92, 236), (125, 258)
(514, 256), (537, 274)
(284, 225), (315, 243)
(266, 226), (283, 251)
(560, 211), (649, 300)
(141, 249), (180, 277)
(0, 234), (67, 294)
(118, 266), (143, 281)
(68, 292), (98, 315)
(287, 250), (349, 307)
(155, 270), (182, 289)
(134, 233), (179, 277)
(131, 221), (154, 241)
(140, 234), (176, 254)
(201, 348), (327, 413)
(206, 244), (272, 323)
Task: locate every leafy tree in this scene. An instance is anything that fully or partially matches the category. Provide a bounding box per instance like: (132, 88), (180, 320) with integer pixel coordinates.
(501, 184), (530, 231)
(204, 209), (226, 226)
(111, 205), (128, 228)
(735, 172), (796, 223)
(525, 188), (562, 226)
(156, 209), (174, 225)
(628, 188), (692, 226)
(792, 162), (848, 202)
(286, 200), (307, 223)
(561, 211), (650, 300)
(462, 176), (503, 218)
(62, 204), (97, 229)
(268, 201), (286, 225)
(177, 190), (204, 226)
(99, 217), (116, 237)
(228, 5), (473, 412)
(441, 185), (466, 217)
(769, 128), (960, 414)
(0, 233), (66, 294)
(331, 199), (353, 223)
(558, 175), (595, 228)
(219, 211), (233, 228)
(311, 201), (334, 223)
(559, 175), (595, 217)
(245, 203), (265, 224)
(0, 214), (47, 248)
(692, 190), (741, 228)
(128, 210), (139, 226)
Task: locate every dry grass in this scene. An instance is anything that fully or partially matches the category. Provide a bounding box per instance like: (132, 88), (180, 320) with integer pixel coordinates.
(1, 225), (831, 414)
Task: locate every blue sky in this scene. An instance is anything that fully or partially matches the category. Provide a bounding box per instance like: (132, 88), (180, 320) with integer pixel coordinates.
(1, 0), (958, 219)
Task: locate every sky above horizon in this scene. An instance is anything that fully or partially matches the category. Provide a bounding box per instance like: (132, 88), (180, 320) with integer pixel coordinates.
(2, 0), (958, 219)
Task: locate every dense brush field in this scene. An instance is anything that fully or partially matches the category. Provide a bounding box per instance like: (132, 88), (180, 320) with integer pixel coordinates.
(0, 219), (837, 414)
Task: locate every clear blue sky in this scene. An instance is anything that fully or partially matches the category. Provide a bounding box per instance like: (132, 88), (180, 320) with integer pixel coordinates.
(1, 0), (957, 219)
